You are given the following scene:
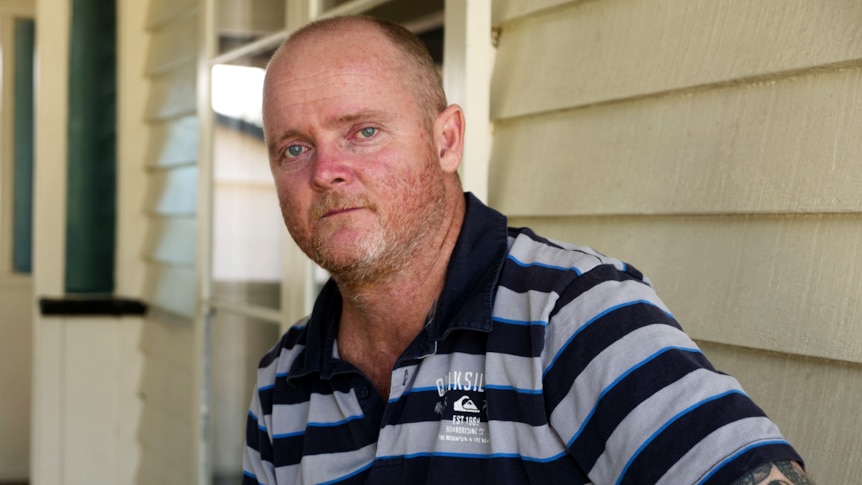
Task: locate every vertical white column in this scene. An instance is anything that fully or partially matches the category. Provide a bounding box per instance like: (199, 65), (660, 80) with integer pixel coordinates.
(31, 0), (70, 481)
(443, 0), (493, 203)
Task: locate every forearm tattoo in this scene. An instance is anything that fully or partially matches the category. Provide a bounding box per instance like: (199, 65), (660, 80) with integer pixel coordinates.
(730, 460), (813, 485)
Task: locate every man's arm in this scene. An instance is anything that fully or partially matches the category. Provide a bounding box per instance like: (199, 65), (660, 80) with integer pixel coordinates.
(730, 460), (813, 485)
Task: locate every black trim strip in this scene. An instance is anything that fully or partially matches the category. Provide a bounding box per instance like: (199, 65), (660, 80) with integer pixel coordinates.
(39, 297), (148, 316)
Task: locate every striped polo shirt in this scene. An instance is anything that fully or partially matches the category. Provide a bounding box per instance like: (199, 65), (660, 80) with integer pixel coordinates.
(243, 193), (801, 484)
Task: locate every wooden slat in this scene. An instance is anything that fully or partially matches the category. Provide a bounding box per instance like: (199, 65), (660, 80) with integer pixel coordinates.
(143, 216), (197, 265)
(146, 0), (197, 31)
(145, 8), (198, 76)
(699, 341), (862, 485)
(137, 405), (194, 470)
(491, 0), (862, 120)
(140, 311), (195, 367)
(145, 63), (197, 121)
(145, 165), (198, 216)
(492, 0), (579, 25)
(142, 262), (197, 318)
(146, 115), (199, 168)
(139, 353), (194, 423)
(512, 214), (862, 364)
(490, 67), (862, 216)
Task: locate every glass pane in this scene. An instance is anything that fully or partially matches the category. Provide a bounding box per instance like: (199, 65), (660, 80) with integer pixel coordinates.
(210, 310), (280, 483)
(216, 0), (286, 55)
(211, 58), (284, 311)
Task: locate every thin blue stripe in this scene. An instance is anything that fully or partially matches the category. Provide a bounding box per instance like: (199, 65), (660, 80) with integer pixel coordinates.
(259, 373), (290, 391)
(307, 413), (363, 428)
(248, 410), (259, 421)
(272, 430), (304, 439)
(485, 384), (542, 395)
(379, 450), (568, 463)
(319, 461), (374, 485)
(696, 439), (793, 485)
(242, 470), (265, 485)
(566, 346), (702, 448)
(508, 254), (583, 276)
(492, 316), (548, 327)
(543, 299), (670, 379)
(614, 390), (746, 485)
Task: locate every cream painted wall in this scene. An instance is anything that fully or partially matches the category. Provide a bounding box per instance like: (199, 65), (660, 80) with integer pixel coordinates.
(489, 1), (862, 483)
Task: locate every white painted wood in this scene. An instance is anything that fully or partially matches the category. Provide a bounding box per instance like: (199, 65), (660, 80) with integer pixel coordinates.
(147, 115), (199, 168)
(63, 319), (120, 485)
(145, 165), (199, 215)
(699, 341), (862, 485)
(145, 7), (199, 76)
(31, 318), (63, 485)
(140, 310), (196, 367)
(145, 63), (198, 120)
(118, 0), (153, 298)
(143, 262), (197, 317)
(514, 214), (862, 364)
(0, 276), (32, 480)
(490, 67), (862, 216)
(137, 312), (196, 484)
(491, 0), (862, 120)
(492, 0), (578, 24)
(146, 0), (198, 30)
(31, 0), (69, 482)
(144, 216), (197, 265)
(444, 0), (493, 203)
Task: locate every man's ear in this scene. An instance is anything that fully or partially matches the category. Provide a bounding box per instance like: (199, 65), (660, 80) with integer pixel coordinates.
(434, 104), (465, 174)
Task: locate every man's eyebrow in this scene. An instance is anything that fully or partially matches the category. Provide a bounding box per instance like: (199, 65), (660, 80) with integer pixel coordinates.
(333, 110), (392, 125)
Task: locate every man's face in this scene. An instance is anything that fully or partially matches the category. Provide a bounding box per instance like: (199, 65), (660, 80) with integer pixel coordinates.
(262, 27), (448, 284)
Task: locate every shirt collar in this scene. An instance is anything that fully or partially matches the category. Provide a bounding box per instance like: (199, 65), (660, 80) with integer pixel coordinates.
(288, 192), (509, 380)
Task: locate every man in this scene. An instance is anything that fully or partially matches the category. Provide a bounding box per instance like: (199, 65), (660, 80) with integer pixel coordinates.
(244, 16), (811, 485)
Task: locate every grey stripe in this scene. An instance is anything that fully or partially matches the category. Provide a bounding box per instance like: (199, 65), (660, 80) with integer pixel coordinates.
(589, 370), (744, 484)
(492, 286), (560, 324)
(544, 279), (674, 373)
(656, 417), (790, 485)
(548, 324), (699, 449)
(376, 419), (567, 461)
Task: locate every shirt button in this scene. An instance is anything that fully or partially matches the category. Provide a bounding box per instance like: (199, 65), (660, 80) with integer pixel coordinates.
(357, 386), (370, 399)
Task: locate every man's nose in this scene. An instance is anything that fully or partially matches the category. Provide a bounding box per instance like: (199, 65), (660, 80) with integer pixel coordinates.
(311, 145), (351, 189)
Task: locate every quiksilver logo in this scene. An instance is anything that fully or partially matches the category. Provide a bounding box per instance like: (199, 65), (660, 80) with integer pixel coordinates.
(454, 395), (480, 413)
(435, 371), (485, 397)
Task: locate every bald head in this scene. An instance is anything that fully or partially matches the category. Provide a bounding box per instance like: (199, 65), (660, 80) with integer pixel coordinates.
(268, 16), (447, 128)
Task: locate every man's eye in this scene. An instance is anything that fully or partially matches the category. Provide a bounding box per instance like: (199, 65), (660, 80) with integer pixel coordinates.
(358, 127), (376, 138)
(286, 145), (304, 157)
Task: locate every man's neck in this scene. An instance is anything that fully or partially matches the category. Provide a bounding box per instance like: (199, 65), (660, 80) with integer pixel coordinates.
(335, 191), (466, 397)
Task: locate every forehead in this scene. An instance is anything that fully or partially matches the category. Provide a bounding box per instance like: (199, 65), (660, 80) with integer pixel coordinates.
(263, 25), (418, 123)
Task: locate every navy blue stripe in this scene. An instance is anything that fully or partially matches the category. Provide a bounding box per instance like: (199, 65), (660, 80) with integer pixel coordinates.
(619, 391), (766, 484)
(543, 301), (680, 413)
(567, 348), (714, 470)
(547, 263), (654, 323)
(485, 387), (547, 426)
(487, 318), (546, 357)
(363, 453), (591, 484)
(498, 259), (578, 294)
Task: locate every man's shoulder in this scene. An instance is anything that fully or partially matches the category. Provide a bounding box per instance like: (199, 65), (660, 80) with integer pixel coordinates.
(257, 316), (311, 373)
(504, 226), (641, 283)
